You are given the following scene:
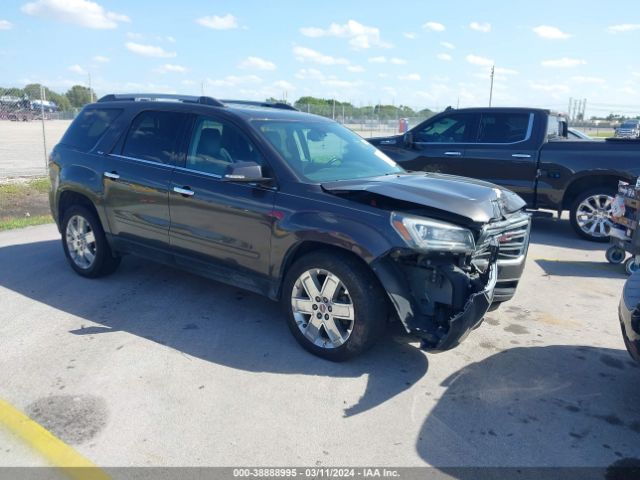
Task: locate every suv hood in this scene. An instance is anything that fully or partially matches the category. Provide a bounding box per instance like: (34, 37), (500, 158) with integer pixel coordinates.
(322, 172), (526, 224)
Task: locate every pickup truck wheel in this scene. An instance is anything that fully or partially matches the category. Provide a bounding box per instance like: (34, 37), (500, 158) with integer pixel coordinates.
(282, 251), (387, 361)
(61, 205), (121, 278)
(569, 188), (615, 242)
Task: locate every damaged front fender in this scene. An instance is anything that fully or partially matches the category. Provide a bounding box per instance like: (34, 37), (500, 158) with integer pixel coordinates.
(371, 249), (498, 352)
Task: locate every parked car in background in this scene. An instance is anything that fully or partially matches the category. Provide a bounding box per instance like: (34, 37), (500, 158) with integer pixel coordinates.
(48, 94), (531, 361)
(615, 119), (640, 139)
(568, 128), (593, 140)
(369, 107), (640, 242)
(619, 270), (640, 362)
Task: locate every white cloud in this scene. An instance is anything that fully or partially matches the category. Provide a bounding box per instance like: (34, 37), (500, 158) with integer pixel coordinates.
(207, 75), (262, 87)
(607, 24), (640, 33)
(423, 21), (445, 32)
(299, 20), (391, 49)
(470, 22), (491, 33)
(166, 36), (176, 43)
(126, 32), (142, 39)
(437, 53), (452, 61)
(529, 81), (569, 93)
(533, 25), (571, 39)
(197, 14), (238, 30)
(125, 42), (176, 58)
(156, 63), (187, 73)
(495, 67), (518, 75)
(570, 75), (605, 84)
(92, 55), (109, 63)
(21, 0), (130, 29)
(368, 56), (387, 63)
(440, 41), (455, 49)
(398, 73), (421, 81)
(466, 54), (494, 66)
(403, 32), (416, 39)
(390, 57), (407, 65)
(541, 57), (586, 68)
(181, 79), (196, 86)
(347, 65), (365, 72)
(68, 64), (86, 74)
(323, 78), (362, 88)
(293, 46), (348, 65)
(238, 56), (276, 70)
(295, 68), (325, 80)
(273, 80), (295, 91)
(0, 20), (12, 30)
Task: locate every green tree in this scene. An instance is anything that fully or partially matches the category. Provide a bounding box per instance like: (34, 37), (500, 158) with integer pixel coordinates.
(65, 85), (95, 108)
(21, 83), (73, 111)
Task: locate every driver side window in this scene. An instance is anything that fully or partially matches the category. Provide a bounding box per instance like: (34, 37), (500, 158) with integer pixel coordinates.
(186, 117), (264, 176)
(414, 114), (476, 143)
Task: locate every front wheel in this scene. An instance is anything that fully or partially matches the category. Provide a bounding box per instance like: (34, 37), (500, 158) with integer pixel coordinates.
(569, 188), (615, 242)
(61, 205), (121, 278)
(282, 251), (388, 361)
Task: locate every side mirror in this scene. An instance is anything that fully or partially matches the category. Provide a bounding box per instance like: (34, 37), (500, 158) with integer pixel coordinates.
(223, 161), (272, 184)
(403, 131), (414, 146)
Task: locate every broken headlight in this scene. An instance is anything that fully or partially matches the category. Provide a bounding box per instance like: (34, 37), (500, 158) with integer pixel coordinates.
(390, 212), (475, 253)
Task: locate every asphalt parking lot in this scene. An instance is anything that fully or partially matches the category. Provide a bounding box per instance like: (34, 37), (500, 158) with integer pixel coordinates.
(0, 215), (638, 472)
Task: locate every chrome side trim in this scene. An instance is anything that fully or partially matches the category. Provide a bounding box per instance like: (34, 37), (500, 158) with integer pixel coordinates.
(108, 154), (173, 169)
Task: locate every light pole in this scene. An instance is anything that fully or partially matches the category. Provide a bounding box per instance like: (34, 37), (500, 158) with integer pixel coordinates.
(488, 65), (495, 107)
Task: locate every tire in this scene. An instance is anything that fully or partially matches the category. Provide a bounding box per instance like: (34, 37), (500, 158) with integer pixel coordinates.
(625, 257), (640, 276)
(61, 205), (120, 278)
(487, 302), (502, 312)
(569, 187), (616, 242)
(281, 250), (388, 361)
(605, 246), (626, 264)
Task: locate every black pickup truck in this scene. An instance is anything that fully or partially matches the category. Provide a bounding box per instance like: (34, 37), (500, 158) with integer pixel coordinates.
(369, 107), (640, 241)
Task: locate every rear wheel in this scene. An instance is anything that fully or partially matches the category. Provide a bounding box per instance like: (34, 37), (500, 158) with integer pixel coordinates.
(61, 205), (120, 278)
(282, 250), (387, 361)
(570, 188), (615, 242)
(606, 246), (626, 264)
(625, 257), (640, 276)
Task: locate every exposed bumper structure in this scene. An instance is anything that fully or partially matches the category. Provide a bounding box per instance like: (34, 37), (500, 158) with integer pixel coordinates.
(620, 271), (640, 363)
(372, 246), (498, 353)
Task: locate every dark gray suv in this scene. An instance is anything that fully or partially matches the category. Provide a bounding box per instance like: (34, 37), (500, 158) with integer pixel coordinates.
(49, 94), (530, 361)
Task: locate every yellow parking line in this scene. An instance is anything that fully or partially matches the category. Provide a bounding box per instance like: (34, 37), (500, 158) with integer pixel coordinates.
(0, 398), (111, 480)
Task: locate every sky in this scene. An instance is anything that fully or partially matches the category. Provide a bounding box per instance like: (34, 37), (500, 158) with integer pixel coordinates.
(1, 0), (639, 117)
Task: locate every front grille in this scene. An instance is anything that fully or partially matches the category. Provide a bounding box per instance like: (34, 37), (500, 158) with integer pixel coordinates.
(473, 214), (531, 264)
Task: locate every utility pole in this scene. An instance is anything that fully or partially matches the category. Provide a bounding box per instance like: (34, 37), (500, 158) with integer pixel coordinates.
(488, 65), (495, 107)
(39, 85), (48, 168)
(201, 81), (205, 95)
(568, 97), (573, 121)
(88, 73), (94, 102)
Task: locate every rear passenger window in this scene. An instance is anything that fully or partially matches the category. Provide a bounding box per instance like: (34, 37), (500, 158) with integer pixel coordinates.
(478, 113), (530, 143)
(60, 108), (122, 152)
(415, 114), (477, 143)
(122, 110), (187, 164)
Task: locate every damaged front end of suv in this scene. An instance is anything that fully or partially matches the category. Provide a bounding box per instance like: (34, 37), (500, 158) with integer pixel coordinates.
(323, 173), (531, 352)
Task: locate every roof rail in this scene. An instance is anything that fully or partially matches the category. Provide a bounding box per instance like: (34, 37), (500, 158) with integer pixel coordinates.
(221, 99), (298, 111)
(97, 93), (224, 107)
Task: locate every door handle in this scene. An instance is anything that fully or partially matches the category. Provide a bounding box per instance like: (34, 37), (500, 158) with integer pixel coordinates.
(103, 171), (120, 180)
(173, 186), (195, 197)
(444, 151), (462, 156)
(512, 154), (532, 158)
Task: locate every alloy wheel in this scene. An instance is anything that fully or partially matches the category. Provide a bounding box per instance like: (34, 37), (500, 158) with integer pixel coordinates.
(291, 268), (355, 349)
(575, 194), (614, 239)
(65, 214), (97, 269)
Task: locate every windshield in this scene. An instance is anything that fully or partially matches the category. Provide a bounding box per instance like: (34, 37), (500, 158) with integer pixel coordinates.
(252, 120), (404, 182)
(621, 122), (638, 128)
